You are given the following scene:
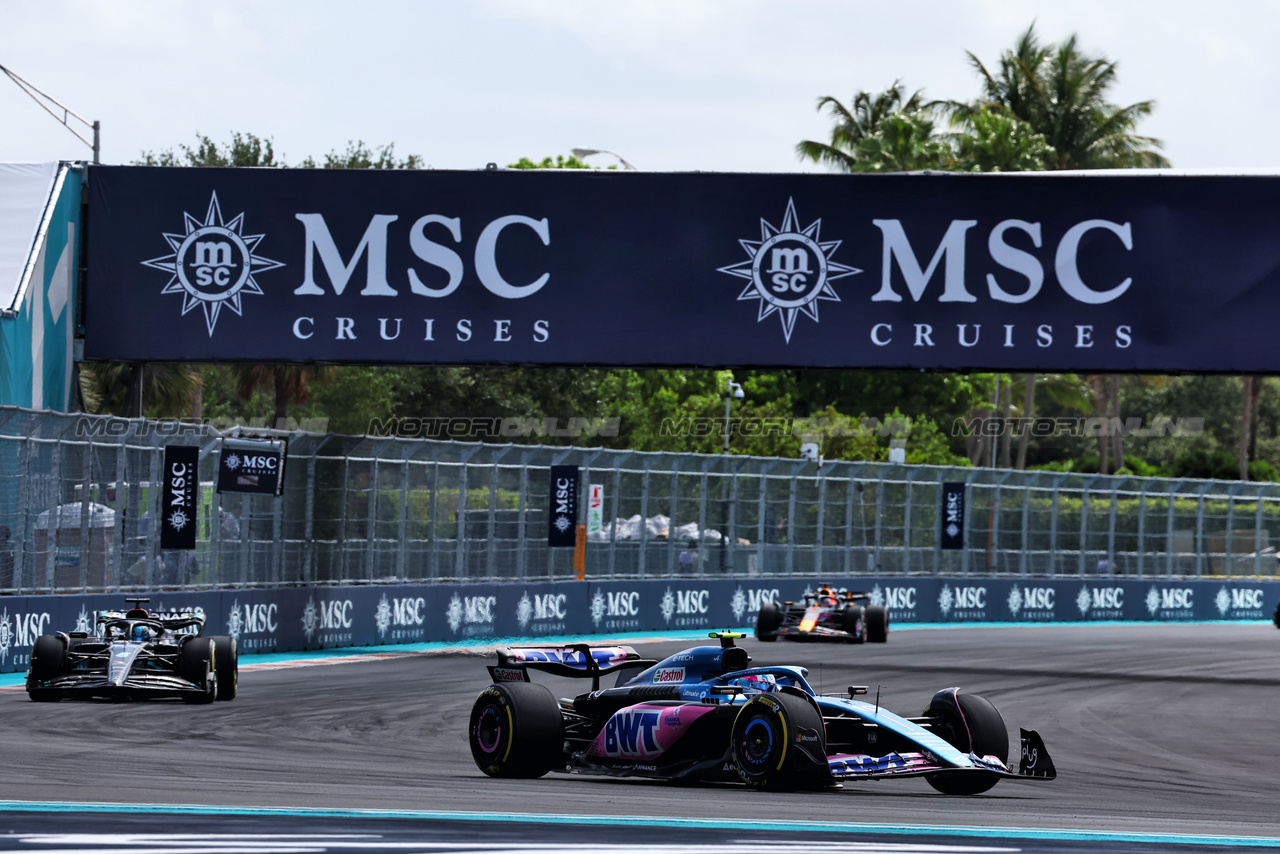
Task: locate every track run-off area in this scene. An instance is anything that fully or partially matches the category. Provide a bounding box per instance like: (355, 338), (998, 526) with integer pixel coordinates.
(0, 622), (1276, 853)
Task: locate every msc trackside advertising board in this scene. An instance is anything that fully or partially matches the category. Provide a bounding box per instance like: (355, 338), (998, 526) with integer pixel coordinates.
(1, 577), (1275, 672)
(83, 166), (1280, 372)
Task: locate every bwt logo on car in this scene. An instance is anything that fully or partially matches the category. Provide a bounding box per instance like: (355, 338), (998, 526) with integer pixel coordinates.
(1215, 586), (1265, 618)
(590, 589), (642, 630)
(447, 593), (496, 637)
(1146, 586), (1194, 620)
(517, 591), (568, 633)
(226, 600), (279, 650)
(1076, 585), (1124, 619)
(603, 710), (661, 757)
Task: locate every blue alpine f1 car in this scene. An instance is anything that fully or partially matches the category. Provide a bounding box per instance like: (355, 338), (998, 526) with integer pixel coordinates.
(469, 632), (1056, 794)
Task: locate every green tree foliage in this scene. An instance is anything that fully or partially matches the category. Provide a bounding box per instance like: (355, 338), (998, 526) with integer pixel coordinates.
(138, 131), (282, 168)
(796, 81), (932, 172)
(301, 140), (424, 170)
(952, 107), (1054, 172)
(846, 112), (954, 172)
(508, 154), (593, 169)
(955, 24), (1169, 170)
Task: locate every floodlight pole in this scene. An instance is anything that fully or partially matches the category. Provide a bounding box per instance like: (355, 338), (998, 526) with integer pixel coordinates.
(0, 62), (100, 163)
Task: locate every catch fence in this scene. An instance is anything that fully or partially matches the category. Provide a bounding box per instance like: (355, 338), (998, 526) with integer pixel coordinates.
(0, 406), (1276, 593)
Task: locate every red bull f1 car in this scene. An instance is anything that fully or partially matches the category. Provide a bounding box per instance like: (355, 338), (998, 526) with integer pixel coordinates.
(755, 586), (889, 644)
(25, 598), (238, 703)
(469, 632), (1055, 794)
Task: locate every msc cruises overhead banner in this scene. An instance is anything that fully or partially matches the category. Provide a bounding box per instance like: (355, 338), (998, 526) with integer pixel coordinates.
(82, 165), (1280, 371)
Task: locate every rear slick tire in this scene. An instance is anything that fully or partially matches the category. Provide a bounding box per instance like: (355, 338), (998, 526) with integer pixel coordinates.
(865, 605), (890, 643)
(469, 682), (564, 778)
(922, 688), (1007, 795)
(208, 635), (238, 700)
(755, 602), (782, 642)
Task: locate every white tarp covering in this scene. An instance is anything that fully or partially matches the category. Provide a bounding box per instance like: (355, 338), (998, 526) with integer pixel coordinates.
(0, 162), (59, 313)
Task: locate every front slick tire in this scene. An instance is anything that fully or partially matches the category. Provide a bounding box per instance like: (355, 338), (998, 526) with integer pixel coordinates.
(469, 682), (564, 778)
(179, 638), (217, 704)
(27, 635), (68, 697)
(731, 690), (828, 790)
(922, 688), (1008, 795)
(841, 605), (866, 643)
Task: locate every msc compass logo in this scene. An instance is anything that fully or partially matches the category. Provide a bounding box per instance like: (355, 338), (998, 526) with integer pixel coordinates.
(142, 192), (284, 336)
(717, 197), (859, 343)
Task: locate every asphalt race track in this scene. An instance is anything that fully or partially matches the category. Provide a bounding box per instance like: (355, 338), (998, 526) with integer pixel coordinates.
(0, 623), (1277, 852)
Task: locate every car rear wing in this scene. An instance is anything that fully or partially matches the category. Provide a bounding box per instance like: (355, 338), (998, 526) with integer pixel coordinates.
(93, 610), (206, 634)
(489, 644), (655, 691)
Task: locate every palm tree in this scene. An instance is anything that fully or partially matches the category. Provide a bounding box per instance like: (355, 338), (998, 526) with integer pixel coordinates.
(951, 107), (1055, 172)
(796, 81), (934, 172)
(956, 24), (1169, 170)
(80, 362), (201, 417)
(233, 365), (329, 430)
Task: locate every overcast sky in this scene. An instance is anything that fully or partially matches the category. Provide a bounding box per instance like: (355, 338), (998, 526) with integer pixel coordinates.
(1, 0), (1275, 173)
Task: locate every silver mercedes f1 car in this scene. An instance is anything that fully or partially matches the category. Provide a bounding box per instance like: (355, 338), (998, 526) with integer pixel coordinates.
(26, 598), (238, 703)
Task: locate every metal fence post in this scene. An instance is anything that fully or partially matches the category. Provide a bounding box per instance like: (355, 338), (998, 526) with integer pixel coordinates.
(516, 450), (530, 581)
(1195, 483), (1211, 578)
(815, 462), (828, 576)
(1048, 473), (1061, 578)
(638, 457), (652, 579)
(1254, 485), (1267, 577)
(606, 452), (630, 580)
(844, 467), (857, 576)
(785, 463), (799, 576)
(1078, 477), (1092, 577)
(1106, 477), (1118, 575)
(666, 457), (684, 576)
(901, 468), (915, 575)
(486, 445), (512, 581)
(1018, 471), (1039, 577)
(1224, 482), (1242, 579)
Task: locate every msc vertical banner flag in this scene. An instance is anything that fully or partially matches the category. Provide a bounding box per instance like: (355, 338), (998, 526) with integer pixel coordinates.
(217, 438), (286, 496)
(940, 482), (966, 550)
(82, 166), (1280, 372)
(548, 465), (579, 548)
(160, 445), (199, 550)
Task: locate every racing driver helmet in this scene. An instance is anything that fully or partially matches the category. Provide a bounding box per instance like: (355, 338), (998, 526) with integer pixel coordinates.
(131, 623), (152, 641)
